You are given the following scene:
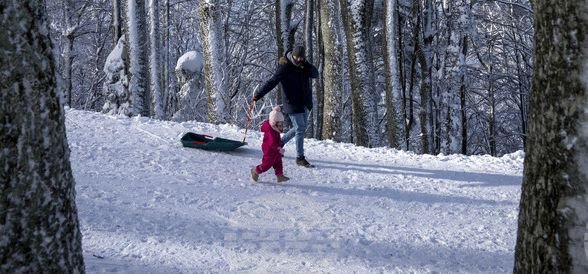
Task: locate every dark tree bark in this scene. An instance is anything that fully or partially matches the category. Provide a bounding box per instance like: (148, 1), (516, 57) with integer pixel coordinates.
(313, 0), (325, 140)
(459, 34), (468, 155)
(383, 0), (400, 149)
(126, 0), (151, 117)
(339, 0), (377, 147)
(112, 0), (123, 44)
(319, 0), (344, 142)
(274, 0), (296, 106)
(514, 0), (588, 272)
(0, 1), (85, 272)
(416, 0), (433, 154)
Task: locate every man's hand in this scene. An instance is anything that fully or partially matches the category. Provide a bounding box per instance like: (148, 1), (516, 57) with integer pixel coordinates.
(252, 94), (261, 102)
(278, 147), (285, 155)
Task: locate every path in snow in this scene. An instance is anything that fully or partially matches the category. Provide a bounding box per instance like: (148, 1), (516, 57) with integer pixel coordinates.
(65, 109), (523, 273)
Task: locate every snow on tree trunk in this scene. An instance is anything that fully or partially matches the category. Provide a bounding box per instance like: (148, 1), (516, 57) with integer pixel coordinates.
(102, 35), (131, 116)
(198, 0), (228, 124)
(149, 0), (164, 119)
(514, 0), (588, 272)
(436, 0), (462, 155)
(339, 0), (378, 147)
(280, 0), (296, 53)
(320, 0), (344, 142)
(383, 0), (400, 149)
(0, 1), (85, 272)
(274, 0), (296, 106)
(126, 0), (150, 117)
(173, 51), (204, 122)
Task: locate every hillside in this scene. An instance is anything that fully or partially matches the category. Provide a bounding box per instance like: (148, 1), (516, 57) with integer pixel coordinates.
(65, 108), (524, 273)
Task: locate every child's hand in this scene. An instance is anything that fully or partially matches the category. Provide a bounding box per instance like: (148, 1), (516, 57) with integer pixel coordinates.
(278, 147), (285, 155)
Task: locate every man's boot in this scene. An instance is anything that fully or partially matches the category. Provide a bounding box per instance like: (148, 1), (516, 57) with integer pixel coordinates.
(296, 156), (315, 168)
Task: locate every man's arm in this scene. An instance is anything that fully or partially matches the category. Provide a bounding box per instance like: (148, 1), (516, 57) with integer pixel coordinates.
(254, 65), (285, 100)
(305, 62), (319, 79)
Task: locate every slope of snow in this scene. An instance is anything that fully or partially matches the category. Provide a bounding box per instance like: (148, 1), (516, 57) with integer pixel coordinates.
(65, 108), (523, 273)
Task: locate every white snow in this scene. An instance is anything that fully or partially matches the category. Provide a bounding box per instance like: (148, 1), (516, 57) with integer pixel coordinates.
(103, 36), (125, 75)
(175, 51), (203, 75)
(65, 108), (524, 273)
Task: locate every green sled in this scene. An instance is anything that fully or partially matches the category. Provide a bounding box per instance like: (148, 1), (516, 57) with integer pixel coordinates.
(181, 132), (246, 151)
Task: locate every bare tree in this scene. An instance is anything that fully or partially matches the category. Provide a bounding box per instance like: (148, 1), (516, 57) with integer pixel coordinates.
(0, 1), (85, 272)
(41, 0), (537, 155)
(514, 0), (588, 272)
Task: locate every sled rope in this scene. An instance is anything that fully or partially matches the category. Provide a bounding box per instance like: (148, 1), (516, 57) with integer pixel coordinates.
(242, 98), (255, 143)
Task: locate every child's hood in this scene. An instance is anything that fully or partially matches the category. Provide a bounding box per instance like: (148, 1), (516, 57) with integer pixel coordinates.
(260, 120), (273, 133)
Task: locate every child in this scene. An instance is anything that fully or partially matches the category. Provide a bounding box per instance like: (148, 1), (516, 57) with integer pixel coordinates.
(251, 106), (290, 183)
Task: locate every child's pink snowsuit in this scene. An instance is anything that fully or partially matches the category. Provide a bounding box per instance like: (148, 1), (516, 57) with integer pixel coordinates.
(255, 120), (283, 176)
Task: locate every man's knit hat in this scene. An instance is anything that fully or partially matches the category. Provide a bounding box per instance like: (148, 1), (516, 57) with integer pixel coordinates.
(269, 105), (284, 126)
(292, 45), (305, 58)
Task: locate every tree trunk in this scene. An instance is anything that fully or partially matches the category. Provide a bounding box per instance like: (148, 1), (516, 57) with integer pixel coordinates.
(126, 0), (151, 117)
(274, 0), (295, 106)
(459, 34), (468, 155)
(63, 35), (75, 107)
(339, 0), (377, 147)
(407, 3), (420, 152)
(383, 0), (400, 149)
(62, 0), (89, 107)
(417, 0), (434, 154)
(488, 64), (496, 156)
(199, 0), (228, 123)
(148, 0), (164, 119)
(0, 1), (85, 272)
(112, 0), (123, 44)
(162, 0), (178, 119)
(313, 0), (325, 140)
(305, 0), (318, 138)
(514, 0), (588, 272)
(319, 0), (343, 142)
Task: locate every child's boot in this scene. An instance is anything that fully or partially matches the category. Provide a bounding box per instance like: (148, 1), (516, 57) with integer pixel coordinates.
(251, 168), (259, 182)
(276, 175), (289, 183)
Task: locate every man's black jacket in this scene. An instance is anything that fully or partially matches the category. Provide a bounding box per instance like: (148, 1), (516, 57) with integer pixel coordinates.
(254, 53), (319, 114)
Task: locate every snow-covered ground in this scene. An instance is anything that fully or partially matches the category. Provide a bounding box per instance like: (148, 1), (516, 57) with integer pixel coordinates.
(65, 108), (524, 273)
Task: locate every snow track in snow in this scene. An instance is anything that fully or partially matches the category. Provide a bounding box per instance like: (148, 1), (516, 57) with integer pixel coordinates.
(65, 109), (523, 273)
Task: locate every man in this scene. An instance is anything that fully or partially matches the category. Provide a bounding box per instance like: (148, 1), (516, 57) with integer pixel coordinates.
(253, 45), (319, 168)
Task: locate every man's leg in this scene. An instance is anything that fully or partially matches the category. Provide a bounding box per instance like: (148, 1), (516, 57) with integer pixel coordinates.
(281, 125), (295, 146)
(292, 111), (308, 158)
(281, 112), (305, 149)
